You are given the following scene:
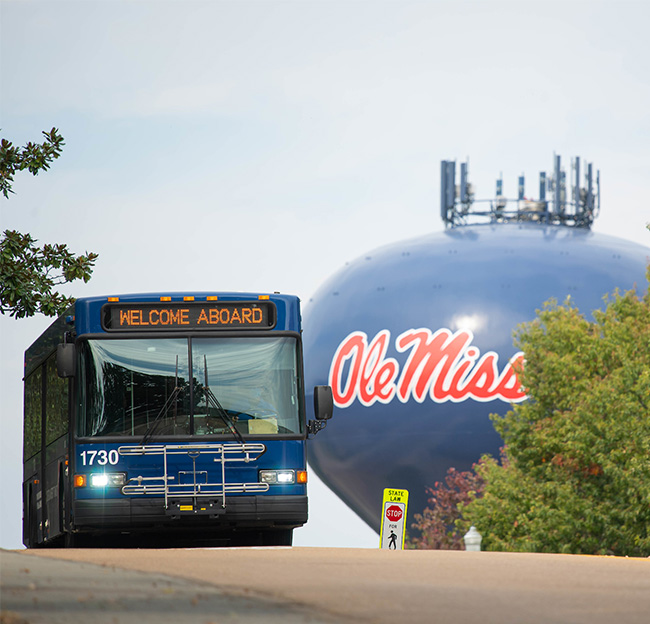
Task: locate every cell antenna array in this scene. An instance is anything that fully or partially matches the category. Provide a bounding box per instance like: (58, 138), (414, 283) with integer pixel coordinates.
(440, 154), (600, 228)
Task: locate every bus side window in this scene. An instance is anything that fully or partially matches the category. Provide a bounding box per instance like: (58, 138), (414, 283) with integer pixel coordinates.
(24, 368), (42, 460)
(46, 354), (68, 444)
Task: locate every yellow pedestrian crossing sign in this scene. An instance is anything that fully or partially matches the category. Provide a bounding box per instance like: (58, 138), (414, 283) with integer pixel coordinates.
(379, 488), (409, 550)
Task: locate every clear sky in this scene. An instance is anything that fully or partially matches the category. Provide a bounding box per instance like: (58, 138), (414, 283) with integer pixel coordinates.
(1, 0), (648, 549)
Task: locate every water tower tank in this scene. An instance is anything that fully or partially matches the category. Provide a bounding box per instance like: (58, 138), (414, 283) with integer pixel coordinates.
(303, 156), (649, 532)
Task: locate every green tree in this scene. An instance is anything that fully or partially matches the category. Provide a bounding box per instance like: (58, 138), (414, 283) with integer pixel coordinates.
(1, 129), (98, 318)
(460, 275), (650, 556)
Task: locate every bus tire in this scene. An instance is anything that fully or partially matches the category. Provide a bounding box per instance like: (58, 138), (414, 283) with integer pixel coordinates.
(58, 465), (65, 537)
(262, 529), (293, 547)
(28, 488), (38, 548)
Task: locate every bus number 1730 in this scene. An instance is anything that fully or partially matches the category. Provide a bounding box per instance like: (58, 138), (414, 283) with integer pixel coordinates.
(80, 449), (120, 466)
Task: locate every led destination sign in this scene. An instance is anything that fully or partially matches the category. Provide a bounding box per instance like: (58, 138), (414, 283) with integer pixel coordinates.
(103, 301), (275, 331)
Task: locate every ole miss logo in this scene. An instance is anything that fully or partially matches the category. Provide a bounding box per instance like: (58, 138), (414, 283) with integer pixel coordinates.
(329, 327), (526, 408)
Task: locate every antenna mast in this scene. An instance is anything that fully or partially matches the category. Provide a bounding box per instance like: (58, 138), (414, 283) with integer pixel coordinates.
(440, 154), (600, 228)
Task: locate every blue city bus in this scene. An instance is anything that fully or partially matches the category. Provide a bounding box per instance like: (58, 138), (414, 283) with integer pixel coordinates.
(22, 292), (333, 547)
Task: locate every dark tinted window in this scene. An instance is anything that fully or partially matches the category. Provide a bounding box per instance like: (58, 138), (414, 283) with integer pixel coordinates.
(45, 354), (68, 444)
(24, 369), (42, 459)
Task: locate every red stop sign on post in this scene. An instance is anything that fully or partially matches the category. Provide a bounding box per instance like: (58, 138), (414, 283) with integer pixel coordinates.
(386, 504), (403, 522)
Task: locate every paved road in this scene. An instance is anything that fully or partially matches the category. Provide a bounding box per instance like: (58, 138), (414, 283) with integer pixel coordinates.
(2, 547), (649, 623)
(0, 549), (341, 624)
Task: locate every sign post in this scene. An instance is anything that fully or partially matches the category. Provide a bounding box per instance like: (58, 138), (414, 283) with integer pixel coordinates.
(379, 488), (409, 550)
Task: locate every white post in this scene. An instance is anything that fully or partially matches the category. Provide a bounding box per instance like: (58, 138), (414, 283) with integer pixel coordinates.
(463, 526), (482, 551)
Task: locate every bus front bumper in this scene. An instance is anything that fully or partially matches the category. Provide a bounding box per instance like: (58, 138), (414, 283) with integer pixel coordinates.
(72, 495), (308, 531)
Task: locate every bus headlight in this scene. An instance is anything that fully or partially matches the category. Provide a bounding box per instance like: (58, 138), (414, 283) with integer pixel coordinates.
(90, 473), (127, 488)
(259, 469), (295, 485)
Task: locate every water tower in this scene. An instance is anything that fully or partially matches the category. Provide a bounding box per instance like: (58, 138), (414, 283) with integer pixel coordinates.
(303, 155), (649, 532)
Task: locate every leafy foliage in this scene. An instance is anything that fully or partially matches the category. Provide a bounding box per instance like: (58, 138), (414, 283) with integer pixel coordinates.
(0, 129), (98, 318)
(461, 275), (650, 556)
(406, 465), (485, 549)
(0, 128), (65, 198)
(1, 230), (98, 318)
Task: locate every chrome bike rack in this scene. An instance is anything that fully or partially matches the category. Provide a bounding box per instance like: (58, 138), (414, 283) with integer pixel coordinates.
(118, 443), (269, 513)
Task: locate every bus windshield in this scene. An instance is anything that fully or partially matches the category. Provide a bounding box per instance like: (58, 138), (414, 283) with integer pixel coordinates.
(77, 336), (303, 438)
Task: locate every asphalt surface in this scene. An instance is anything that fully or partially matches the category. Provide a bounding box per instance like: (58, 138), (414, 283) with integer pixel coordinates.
(0, 549), (341, 624)
(2, 547), (649, 624)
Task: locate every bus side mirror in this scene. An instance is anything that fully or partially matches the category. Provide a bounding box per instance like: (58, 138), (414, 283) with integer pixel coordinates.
(56, 343), (76, 378)
(314, 385), (333, 420)
(308, 386), (333, 436)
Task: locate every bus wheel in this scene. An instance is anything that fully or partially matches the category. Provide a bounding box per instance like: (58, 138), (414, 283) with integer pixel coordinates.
(28, 489), (38, 548)
(58, 465), (65, 536)
(64, 532), (90, 548)
(262, 529), (293, 547)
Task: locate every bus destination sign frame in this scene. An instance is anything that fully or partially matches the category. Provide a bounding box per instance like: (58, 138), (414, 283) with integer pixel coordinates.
(102, 301), (276, 332)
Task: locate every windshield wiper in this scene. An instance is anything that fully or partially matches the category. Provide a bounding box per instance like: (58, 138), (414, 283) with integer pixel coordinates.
(203, 355), (245, 444)
(140, 356), (182, 445)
